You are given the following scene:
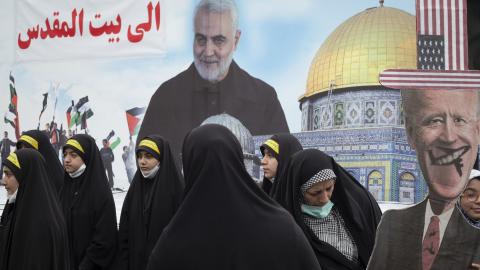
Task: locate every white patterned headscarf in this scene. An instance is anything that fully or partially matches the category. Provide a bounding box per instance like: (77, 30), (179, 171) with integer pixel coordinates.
(301, 168), (336, 195)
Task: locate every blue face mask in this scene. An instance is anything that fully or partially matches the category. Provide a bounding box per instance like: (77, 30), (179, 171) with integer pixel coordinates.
(301, 201), (334, 218)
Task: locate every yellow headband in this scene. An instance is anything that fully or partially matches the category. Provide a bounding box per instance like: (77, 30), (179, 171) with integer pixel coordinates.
(66, 139), (85, 153)
(7, 153), (20, 169)
(139, 139), (160, 155)
(264, 139), (279, 155)
(20, 135), (39, 150)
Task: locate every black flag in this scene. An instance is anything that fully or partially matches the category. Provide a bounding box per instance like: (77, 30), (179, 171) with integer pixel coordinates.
(40, 93), (48, 115)
(106, 130), (115, 141)
(37, 92), (48, 130)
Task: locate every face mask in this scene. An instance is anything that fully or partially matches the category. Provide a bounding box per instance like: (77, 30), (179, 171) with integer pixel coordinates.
(7, 189), (18, 204)
(301, 200), (334, 219)
(141, 164), (160, 179)
(69, 163), (86, 178)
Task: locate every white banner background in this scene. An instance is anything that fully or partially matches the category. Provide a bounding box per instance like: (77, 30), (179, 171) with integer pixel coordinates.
(15, 0), (166, 62)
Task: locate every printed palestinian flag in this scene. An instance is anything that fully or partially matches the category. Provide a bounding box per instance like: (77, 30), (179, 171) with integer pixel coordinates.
(109, 137), (121, 150)
(70, 96), (93, 130)
(125, 107), (146, 136)
(4, 73), (20, 139)
(66, 100), (74, 128)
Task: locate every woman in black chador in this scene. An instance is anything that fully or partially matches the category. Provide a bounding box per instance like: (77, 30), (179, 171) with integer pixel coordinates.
(0, 149), (71, 270)
(259, 133), (303, 197)
(118, 135), (184, 270)
(60, 134), (117, 270)
(146, 124), (321, 270)
(16, 130), (64, 193)
(279, 149), (382, 270)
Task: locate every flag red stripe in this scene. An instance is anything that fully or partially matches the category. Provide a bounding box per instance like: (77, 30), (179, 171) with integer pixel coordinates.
(461, 0), (468, 68)
(447, 0), (453, 70)
(380, 77), (480, 82)
(11, 96), (17, 108)
(417, 0), (422, 34)
(380, 73), (480, 78)
(455, 0), (460, 69)
(380, 83), (480, 87)
(380, 79), (480, 84)
(66, 113), (71, 127)
(432, 0), (437, 34)
(424, 0), (429, 34)
(380, 69), (480, 75)
(380, 85), (480, 90)
(439, 0), (444, 34)
(444, 0), (450, 68)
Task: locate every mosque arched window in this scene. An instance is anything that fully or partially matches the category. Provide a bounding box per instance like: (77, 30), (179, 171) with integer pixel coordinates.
(367, 170), (383, 201)
(399, 172), (415, 203)
(368, 170), (383, 185)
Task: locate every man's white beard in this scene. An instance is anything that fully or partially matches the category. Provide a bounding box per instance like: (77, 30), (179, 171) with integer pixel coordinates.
(7, 189), (17, 203)
(194, 52), (234, 83)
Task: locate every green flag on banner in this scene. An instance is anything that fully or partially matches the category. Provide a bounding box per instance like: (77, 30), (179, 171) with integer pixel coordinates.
(110, 137), (121, 150)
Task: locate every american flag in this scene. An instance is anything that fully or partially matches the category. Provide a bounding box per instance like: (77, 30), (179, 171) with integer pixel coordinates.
(379, 69), (480, 90)
(417, 0), (468, 70)
(379, 0), (480, 90)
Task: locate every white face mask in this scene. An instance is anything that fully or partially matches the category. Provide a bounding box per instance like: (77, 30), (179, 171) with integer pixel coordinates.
(69, 163), (87, 178)
(7, 189), (18, 204)
(141, 164), (160, 179)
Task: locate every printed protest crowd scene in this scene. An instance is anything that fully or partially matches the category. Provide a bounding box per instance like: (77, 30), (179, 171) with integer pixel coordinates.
(2, 0), (480, 269)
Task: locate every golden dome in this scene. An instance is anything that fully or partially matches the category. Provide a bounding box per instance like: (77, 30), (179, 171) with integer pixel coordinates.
(302, 6), (416, 99)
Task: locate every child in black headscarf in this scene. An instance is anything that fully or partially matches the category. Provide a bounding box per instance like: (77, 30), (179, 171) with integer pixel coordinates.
(146, 124), (321, 270)
(0, 149), (71, 270)
(60, 134), (118, 270)
(117, 135), (184, 270)
(16, 130), (64, 193)
(259, 133), (303, 197)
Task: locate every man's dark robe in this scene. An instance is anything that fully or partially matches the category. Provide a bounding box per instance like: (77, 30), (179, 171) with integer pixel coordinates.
(100, 146), (115, 188)
(138, 61), (289, 164)
(0, 138), (15, 157)
(59, 134), (118, 270)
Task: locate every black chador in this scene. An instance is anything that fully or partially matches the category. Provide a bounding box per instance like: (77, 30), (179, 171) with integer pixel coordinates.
(0, 149), (71, 270)
(16, 130), (64, 193)
(259, 133), (302, 197)
(59, 134), (117, 270)
(117, 135), (184, 270)
(279, 149), (382, 270)
(146, 124), (321, 270)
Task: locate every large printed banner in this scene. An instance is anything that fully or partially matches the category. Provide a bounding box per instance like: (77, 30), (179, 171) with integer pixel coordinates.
(15, 0), (166, 61)
(2, 1), (480, 268)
